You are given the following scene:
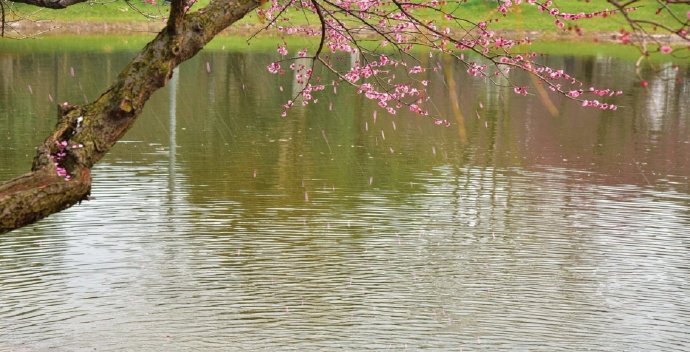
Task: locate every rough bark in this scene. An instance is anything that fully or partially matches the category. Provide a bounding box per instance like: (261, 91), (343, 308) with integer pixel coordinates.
(0, 0), (261, 233)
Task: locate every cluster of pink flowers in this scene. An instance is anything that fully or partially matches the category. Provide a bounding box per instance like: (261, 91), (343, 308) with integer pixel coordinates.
(277, 44), (288, 56)
(52, 140), (70, 180)
(513, 86), (528, 96)
(267, 62), (282, 74)
(259, 0), (688, 120)
(434, 119), (451, 127)
(50, 140), (83, 181)
(581, 100), (618, 111)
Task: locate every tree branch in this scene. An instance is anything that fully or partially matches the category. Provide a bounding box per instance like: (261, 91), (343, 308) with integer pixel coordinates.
(167, 0), (185, 34)
(0, 0), (263, 233)
(1, 0), (6, 37)
(10, 0), (88, 9)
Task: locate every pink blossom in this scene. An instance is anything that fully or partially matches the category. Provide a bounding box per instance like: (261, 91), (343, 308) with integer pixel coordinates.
(567, 90), (581, 98)
(267, 62), (281, 74)
(513, 86), (528, 96)
(409, 66), (423, 74)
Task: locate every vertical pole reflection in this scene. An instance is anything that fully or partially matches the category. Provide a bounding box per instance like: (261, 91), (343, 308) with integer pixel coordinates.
(349, 49), (359, 69)
(442, 56), (467, 143)
(168, 68), (179, 210)
(291, 57), (313, 99)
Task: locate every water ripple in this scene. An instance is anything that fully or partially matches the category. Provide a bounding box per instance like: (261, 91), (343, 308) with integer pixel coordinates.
(2, 50), (690, 351)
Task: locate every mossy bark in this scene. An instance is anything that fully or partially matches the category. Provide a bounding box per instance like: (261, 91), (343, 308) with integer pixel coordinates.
(0, 0), (261, 233)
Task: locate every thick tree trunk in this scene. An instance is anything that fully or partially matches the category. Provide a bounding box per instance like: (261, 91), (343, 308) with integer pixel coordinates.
(0, 0), (261, 233)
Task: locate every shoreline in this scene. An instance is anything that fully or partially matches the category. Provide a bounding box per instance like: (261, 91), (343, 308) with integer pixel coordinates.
(6, 20), (260, 37)
(1, 19), (651, 42)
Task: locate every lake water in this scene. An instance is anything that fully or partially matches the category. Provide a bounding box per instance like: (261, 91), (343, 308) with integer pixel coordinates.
(1, 40), (689, 351)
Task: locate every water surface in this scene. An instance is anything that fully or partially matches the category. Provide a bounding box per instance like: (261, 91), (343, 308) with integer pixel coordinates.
(1, 42), (689, 351)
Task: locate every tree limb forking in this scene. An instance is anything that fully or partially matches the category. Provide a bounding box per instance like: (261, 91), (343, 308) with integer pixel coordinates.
(167, 0), (186, 34)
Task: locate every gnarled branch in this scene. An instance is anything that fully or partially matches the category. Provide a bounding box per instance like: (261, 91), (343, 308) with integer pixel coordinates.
(0, 0), (263, 233)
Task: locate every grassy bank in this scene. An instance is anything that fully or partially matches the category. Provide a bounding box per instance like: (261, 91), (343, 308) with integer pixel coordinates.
(2, 0), (685, 65)
(5, 0), (685, 35)
(0, 34), (316, 52)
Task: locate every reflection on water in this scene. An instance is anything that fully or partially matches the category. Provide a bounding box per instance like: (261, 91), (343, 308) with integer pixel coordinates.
(1, 45), (689, 351)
